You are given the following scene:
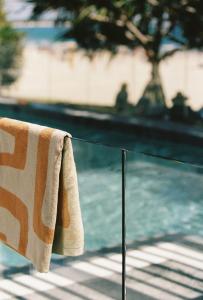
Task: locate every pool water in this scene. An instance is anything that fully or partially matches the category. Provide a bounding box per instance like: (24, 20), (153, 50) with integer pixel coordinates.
(0, 108), (202, 267)
(74, 141), (203, 249)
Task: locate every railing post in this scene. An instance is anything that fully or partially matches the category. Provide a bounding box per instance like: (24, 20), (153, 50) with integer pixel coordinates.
(122, 149), (126, 300)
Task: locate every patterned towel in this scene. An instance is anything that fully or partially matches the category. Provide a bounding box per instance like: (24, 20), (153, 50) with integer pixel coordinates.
(0, 118), (84, 272)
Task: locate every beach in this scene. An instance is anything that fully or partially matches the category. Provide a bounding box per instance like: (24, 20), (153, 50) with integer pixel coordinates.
(2, 43), (203, 111)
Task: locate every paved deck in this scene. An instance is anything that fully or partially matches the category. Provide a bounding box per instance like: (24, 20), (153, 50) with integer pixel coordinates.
(0, 235), (203, 299)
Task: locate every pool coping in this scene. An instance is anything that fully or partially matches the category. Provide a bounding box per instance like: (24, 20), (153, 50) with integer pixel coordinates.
(1, 102), (203, 146)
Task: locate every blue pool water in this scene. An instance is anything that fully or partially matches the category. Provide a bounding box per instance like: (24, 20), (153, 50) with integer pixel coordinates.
(0, 108), (202, 268)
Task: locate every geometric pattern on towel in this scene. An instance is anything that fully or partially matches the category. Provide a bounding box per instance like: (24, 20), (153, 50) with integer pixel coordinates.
(0, 118), (84, 272)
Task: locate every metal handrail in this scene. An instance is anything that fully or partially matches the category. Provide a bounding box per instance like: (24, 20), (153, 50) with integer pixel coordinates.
(122, 150), (126, 300)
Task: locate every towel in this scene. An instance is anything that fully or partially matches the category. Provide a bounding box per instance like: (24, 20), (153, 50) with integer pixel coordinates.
(0, 117), (84, 272)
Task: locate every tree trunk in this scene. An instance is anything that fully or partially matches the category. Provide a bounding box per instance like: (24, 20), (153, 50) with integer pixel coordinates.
(136, 61), (166, 116)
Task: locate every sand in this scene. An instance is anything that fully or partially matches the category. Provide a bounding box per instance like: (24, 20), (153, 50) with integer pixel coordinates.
(2, 43), (203, 111)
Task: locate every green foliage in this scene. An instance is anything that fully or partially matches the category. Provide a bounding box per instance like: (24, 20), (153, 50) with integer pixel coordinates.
(28, 0), (203, 60)
(28, 0), (203, 112)
(0, 1), (23, 87)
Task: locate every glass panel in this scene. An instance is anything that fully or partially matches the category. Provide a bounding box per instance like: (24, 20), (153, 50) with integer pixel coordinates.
(49, 139), (122, 300)
(72, 139), (121, 251)
(0, 139), (123, 300)
(126, 150), (203, 299)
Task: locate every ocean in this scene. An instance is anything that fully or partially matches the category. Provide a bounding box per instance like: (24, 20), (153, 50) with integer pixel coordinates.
(16, 26), (182, 48)
(16, 26), (69, 43)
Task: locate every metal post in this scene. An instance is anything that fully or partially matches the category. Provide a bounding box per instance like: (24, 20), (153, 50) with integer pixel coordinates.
(122, 149), (126, 300)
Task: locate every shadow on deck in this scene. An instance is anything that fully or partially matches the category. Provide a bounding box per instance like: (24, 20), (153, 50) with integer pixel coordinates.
(0, 234), (203, 299)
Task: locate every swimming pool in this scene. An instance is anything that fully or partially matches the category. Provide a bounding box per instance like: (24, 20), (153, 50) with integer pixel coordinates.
(0, 107), (202, 268)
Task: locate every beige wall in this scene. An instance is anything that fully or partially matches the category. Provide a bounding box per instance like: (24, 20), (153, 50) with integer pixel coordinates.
(2, 44), (203, 110)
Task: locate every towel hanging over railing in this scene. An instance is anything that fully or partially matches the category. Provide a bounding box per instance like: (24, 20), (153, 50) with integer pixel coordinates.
(0, 118), (84, 272)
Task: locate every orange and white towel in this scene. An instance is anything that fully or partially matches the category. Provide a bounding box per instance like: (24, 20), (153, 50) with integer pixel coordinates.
(0, 118), (84, 272)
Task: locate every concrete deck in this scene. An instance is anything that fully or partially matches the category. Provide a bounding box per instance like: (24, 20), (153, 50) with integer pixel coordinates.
(0, 235), (203, 299)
